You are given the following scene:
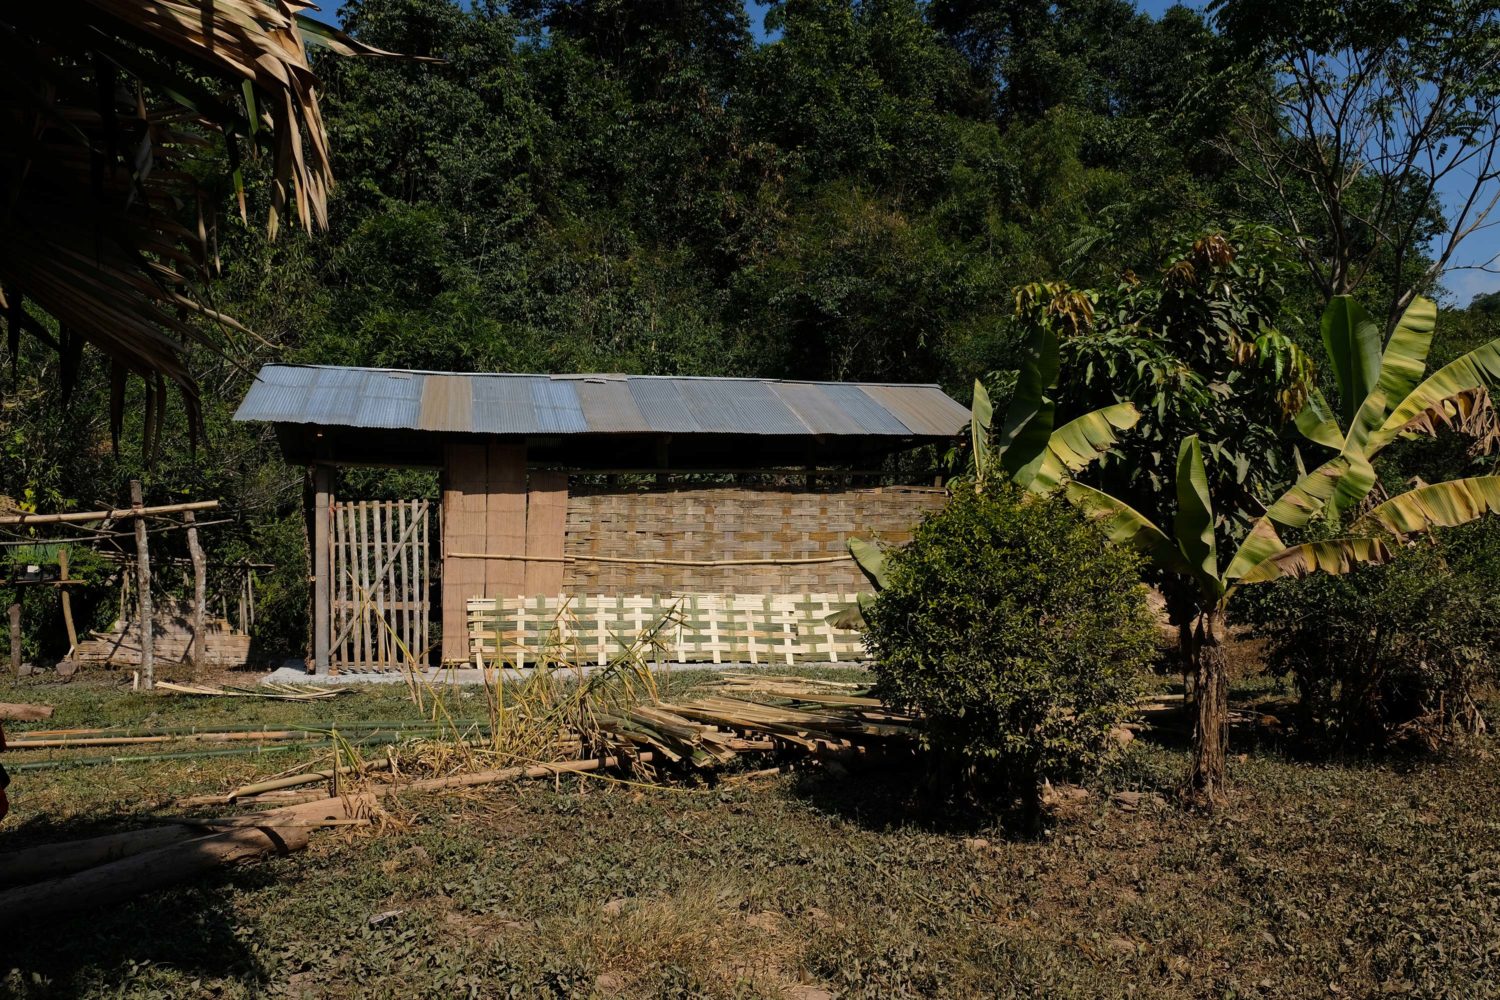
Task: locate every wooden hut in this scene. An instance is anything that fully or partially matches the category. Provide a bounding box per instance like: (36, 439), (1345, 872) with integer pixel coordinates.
(235, 365), (968, 672)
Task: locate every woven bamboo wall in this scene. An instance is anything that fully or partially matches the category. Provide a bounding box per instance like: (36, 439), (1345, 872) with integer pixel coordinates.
(562, 485), (947, 594)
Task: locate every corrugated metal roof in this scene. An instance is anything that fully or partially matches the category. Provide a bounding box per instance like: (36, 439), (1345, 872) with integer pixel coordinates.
(234, 365), (969, 438)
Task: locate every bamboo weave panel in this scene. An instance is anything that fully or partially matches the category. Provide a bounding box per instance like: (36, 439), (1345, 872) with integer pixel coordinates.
(562, 486), (946, 595)
(467, 593), (867, 668)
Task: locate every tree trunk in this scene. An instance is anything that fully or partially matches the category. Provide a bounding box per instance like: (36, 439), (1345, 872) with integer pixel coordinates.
(184, 512), (206, 672)
(1187, 609), (1229, 807)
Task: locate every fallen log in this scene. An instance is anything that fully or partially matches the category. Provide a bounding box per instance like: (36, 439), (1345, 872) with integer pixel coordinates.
(0, 825), (308, 922)
(0, 703), (53, 721)
(0, 824), (204, 887)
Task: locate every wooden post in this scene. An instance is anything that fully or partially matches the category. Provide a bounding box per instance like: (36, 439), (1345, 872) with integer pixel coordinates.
(7, 600), (20, 677)
(58, 548), (78, 656)
(130, 480), (153, 690)
(312, 465), (332, 675)
(184, 512), (206, 670)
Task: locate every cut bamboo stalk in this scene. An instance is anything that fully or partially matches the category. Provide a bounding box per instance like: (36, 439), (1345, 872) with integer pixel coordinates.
(0, 702), (54, 721)
(0, 500), (219, 526)
(0, 825), (308, 921)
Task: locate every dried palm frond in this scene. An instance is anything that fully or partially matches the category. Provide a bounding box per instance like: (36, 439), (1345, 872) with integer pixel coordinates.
(1399, 386), (1500, 457)
(0, 1), (401, 449)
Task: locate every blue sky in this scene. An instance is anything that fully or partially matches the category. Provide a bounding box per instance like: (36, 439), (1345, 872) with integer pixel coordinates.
(312, 0), (1500, 303)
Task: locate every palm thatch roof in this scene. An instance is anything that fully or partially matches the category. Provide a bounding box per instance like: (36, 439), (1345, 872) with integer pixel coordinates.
(0, 1), (398, 450)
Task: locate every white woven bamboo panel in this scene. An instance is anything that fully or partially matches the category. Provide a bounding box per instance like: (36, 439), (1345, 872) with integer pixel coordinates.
(466, 593), (867, 667)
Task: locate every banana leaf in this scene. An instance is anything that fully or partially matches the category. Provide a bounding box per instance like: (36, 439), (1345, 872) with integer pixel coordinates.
(1172, 436), (1221, 596)
(1353, 476), (1500, 537)
(1022, 402), (1140, 494)
(1064, 482), (1197, 583)
(996, 325), (1059, 479)
(1235, 537), (1393, 585)
(970, 378), (994, 484)
(1221, 516), (1286, 582)
(1375, 339), (1500, 448)
(1294, 387), (1346, 451)
(1320, 296), (1383, 429)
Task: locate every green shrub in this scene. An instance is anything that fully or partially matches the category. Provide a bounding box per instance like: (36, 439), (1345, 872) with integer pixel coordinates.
(862, 482), (1156, 825)
(1234, 528), (1500, 752)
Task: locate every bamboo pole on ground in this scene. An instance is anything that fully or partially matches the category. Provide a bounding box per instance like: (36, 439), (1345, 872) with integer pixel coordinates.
(0, 825), (205, 888)
(185, 512), (206, 671)
(0, 825), (309, 923)
(130, 481), (153, 690)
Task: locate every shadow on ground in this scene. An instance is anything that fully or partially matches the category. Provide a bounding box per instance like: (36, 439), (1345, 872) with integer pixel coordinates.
(0, 859), (288, 998)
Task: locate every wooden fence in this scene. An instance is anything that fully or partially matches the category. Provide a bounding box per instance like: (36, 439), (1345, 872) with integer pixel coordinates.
(330, 499), (431, 670)
(467, 593), (868, 668)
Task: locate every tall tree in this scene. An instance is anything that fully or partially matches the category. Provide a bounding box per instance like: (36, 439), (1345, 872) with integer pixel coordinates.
(1212, 0), (1500, 329)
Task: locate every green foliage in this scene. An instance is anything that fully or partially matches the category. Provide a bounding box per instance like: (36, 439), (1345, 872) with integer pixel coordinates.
(1235, 529), (1500, 751)
(863, 483), (1155, 804)
(1053, 226), (1313, 558)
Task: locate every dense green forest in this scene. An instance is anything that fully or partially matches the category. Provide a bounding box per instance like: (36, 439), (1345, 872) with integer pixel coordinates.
(3, 0), (1498, 661)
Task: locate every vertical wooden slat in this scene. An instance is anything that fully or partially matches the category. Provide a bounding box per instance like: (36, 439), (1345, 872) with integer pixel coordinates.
(335, 502), (347, 668)
(397, 500), (411, 664)
(311, 467), (332, 675)
(355, 501), (369, 668)
(341, 502), (353, 668)
(524, 470), (568, 594)
(371, 501), (384, 666)
(486, 443), (527, 600)
(345, 501), (358, 668)
(328, 503), (339, 669)
(442, 444), (487, 663)
(420, 500), (430, 666)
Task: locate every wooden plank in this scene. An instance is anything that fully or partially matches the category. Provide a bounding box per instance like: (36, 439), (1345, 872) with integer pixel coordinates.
(336, 503), (350, 669)
(367, 503), (381, 668)
(485, 443), (527, 600)
(419, 500), (430, 665)
(524, 470), (568, 594)
(442, 444), (486, 663)
(311, 467), (332, 674)
(397, 500), (411, 663)
(356, 502), (371, 669)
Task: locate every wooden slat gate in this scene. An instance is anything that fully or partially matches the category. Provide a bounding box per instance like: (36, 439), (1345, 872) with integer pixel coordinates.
(330, 499), (431, 670)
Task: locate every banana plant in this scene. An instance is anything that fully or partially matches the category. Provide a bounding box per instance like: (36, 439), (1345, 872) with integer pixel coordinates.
(1065, 435), (1500, 803)
(830, 325), (1141, 629)
(971, 321), (1142, 496)
(1271, 295), (1500, 529)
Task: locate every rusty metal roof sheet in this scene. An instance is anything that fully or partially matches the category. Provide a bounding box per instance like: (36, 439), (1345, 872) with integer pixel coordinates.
(235, 364), (969, 439)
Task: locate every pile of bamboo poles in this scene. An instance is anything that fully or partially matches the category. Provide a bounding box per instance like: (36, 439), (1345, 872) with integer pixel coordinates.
(0, 670), (921, 921)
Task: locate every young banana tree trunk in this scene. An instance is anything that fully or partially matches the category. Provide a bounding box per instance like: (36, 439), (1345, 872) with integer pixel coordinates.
(1187, 608), (1229, 806)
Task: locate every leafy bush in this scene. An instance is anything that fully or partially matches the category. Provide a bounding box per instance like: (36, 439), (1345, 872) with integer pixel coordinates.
(1235, 528), (1500, 752)
(863, 483), (1156, 825)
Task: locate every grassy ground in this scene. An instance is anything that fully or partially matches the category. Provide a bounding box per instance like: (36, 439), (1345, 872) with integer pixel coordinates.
(0, 672), (1497, 999)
